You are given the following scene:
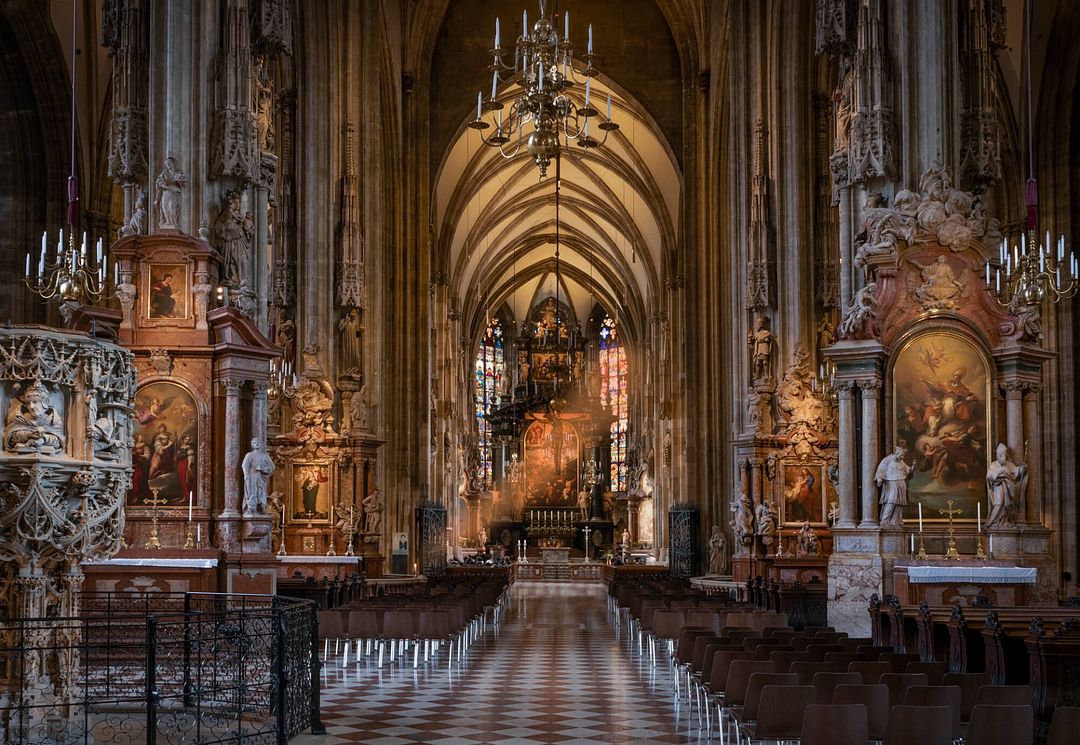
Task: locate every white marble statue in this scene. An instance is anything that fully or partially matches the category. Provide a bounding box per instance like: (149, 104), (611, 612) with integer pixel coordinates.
(155, 156), (187, 229)
(731, 494), (754, 548)
(985, 443), (1028, 529)
(875, 445), (913, 528)
(241, 437), (275, 515)
(362, 488), (383, 535)
(755, 498), (777, 549)
(707, 525), (727, 575)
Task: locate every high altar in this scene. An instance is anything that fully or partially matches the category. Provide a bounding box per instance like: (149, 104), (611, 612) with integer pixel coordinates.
(823, 168), (1055, 634)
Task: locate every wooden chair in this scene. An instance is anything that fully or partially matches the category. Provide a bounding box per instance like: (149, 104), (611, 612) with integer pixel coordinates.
(904, 684), (962, 741)
(905, 660), (948, 685)
(832, 683), (889, 741)
(733, 672), (799, 740)
(810, 671), (861, 705)
(847, 660), (892, 685)
(884, 705), (954, 745)
(974, 684), (1031, 708)
(791, 660), (847, 685)
(942, 671), (991, 722)
(740, 684), (815, 745)
(1047, 706), (1080, 745)
(800, 703), (869, 745)
(879, 672), (928, 708)
(965, 704), (1034, 745)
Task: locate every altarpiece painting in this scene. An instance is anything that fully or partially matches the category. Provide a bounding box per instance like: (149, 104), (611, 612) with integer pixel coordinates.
(780, 462), (827, 526)
(128, 381), (198, 506)
(523, 419), (579, 506)
(892, 331), (989, 520)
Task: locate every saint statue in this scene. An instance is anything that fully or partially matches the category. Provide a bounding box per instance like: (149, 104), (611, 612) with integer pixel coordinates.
(755, 498), (777, 549)
(362, 488), (383, 535)
(214, 190), (255, 289)
(4, 381), (65, 454)
(577, 488), (590, 521)
(748, 314), (775, 386)
(875, 445), (913, 528)
(707, 525), (728, 575)
(155, 156), (187, 229)
(797, 521), (820, 556)
(985, 443), (1028, 529)
(731, 494), (754, 548)
(241, 437), (275, 515)
(120, 188), (148, 238)
(252, 55), (275, 151)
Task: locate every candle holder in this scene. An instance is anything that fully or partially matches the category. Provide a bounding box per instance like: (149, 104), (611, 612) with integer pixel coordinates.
(183, 521), (195, 549)
(976, 534), (987, 560)
(916, 534), (929, 560)
(143, 490), (167, 550)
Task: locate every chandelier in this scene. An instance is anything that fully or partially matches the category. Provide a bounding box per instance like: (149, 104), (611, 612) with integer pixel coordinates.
(469, 0), (619, 178)
(25, 0), (113, 307)
(988, 0), (1076, 307)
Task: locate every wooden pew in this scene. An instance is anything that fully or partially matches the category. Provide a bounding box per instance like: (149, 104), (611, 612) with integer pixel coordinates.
(1027, 617), (1080, 745)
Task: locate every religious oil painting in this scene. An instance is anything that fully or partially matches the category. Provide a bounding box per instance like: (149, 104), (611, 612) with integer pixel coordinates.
(146, 263), (188, 319)
(892, 331), (989, 520)
(529, 351), (572, 383)
(290, 464), (331, 523)
(780, 462), (826, 526)
(128, 382), (198, 507)
(522, 419), (579, 507)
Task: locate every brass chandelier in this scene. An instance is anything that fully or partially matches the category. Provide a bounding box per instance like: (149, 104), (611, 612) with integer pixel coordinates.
(469, 0), (619, 179)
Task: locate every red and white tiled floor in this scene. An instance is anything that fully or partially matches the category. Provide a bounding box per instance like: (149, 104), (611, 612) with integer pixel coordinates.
(294, 582), (711, 744)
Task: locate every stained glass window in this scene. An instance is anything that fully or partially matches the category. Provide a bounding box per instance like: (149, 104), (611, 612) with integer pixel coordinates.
(473, 319), (504, 485)
(598, 316), (628, 491)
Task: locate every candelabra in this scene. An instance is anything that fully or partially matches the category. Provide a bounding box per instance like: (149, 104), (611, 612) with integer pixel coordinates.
(939, 500), (962, 561)
(144, 490), (167, 550)
(469, 0), (619, 178)
(25, 230), (112, 305)
(988, 225), (1076, 307)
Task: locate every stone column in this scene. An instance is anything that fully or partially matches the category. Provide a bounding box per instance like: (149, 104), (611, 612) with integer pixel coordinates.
(859, 379), (882, 528)
(251, 380), (268, 447)
(836, 381), (858, 527)
(1002, 381), (1025, 476)
(221, 377), (243, 518)
(1022, 383), (1042, 525)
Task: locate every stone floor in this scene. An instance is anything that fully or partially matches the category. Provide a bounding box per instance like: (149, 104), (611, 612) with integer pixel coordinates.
(294, 581), (713, 744)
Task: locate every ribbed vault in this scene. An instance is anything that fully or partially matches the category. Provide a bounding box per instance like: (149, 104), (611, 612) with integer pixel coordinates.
(434, 71), (680, 346)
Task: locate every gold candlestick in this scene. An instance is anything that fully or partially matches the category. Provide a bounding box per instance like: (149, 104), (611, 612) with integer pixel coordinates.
(144, 490), (167, 550)
(976, 534), (987, 560)
(183, 522), (195, 549)
(916, 534), (928, 560)
(939, 499), (962, 560)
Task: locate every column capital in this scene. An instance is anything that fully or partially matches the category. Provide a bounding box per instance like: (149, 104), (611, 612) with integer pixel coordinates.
(1000, 379), (1026, 399)
(857, 378), (883, 397)
(835, 379), (856, 400)
(1022, 381), (1041, 399)
(222, 377), (244, 395)
(251, 380), (269, 396)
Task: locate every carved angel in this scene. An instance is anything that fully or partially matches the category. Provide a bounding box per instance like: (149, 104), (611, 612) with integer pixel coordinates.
(837, 282), (878, 339)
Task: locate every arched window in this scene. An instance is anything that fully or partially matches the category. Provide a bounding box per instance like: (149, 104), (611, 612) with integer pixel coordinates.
(599, 315), (628, 491)
(473, 319), (504, 484)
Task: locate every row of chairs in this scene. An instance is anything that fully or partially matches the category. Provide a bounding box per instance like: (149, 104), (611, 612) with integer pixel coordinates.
(316, 577), (509, 669)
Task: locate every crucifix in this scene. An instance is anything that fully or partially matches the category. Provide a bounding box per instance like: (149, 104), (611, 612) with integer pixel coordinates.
(143, 490), (168, 550)
(581, 525), (592, 562)
(939, 499), (962, 560)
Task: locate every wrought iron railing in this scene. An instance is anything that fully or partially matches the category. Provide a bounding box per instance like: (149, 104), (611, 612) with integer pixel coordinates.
(0, 591), (324, 745)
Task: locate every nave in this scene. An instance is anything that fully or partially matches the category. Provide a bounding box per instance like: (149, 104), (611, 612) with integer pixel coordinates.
(301, 582), (706, 745)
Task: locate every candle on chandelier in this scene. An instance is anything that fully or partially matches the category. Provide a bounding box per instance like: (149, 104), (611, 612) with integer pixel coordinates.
(607, 93), (612, 119)
(81, 232), (87, 260)
(523, 9), (528, 35)
(491, 70), (498, 100)
(495, 17), (500, 48)
(24, 253), (29, 277)
(1059, 235), (1064, 261)
(114, 262), (119, 286)
(584, 78), (591, 107)
(564, 11), (569, 39)
(476, 91), (482, 120)
(984, 262), (990, 285)
(995, 270), (1001, 294)
(588, 23), (593, 54)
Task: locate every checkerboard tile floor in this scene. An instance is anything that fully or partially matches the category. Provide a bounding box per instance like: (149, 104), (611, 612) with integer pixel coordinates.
(293, 582), (713, 744)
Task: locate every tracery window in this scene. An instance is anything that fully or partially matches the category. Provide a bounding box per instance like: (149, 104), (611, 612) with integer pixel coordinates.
(473, 319), (504, 484)
(598, 315), (628, 491)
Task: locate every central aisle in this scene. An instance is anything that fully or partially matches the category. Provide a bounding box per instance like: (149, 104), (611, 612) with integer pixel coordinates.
(304, 581), (709, 744)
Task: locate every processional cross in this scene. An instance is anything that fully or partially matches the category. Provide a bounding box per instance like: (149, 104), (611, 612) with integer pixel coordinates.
(581, 525), (592, 563)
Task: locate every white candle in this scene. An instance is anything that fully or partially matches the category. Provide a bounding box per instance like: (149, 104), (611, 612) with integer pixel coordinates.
(25, 253), (30, 277)
(564, 11), (569, 39)
(989, 534), (994, 556)
(196, 524), (201, 546)
(977, 502), (981, 533)
(41, 231), (47, 261)
(607, 93), (612, 119)
(495, 17), (500, 47)
(114, 263), (119, 285)
(491, 70), (498, 99)
(282, 508), (286, 527)
(523, 9), (527, 34)
(476, 91), (482, 119)
(918, 502), (923, 533)
(985, 262), (990, 285)
(96, 238), (102, 265)
(910, 533), (915, 554)
(588, 23), (593, 53)
(188, 491), (193, 522)
(585, 79), (591, 107)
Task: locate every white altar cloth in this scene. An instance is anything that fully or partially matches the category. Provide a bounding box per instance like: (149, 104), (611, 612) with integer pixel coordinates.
(906, 566), (1037, 584)
(84, 558), (219, 569)
(275, 555), (362, 564)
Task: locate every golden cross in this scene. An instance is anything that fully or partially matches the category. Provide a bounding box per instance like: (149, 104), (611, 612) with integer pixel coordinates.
(143, 492), (168, 509)
(938, 499), (963, 520)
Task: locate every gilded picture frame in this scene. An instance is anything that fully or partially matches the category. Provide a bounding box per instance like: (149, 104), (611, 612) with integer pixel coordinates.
(779, 461), (827, 526)
(288, 462), (334, 524)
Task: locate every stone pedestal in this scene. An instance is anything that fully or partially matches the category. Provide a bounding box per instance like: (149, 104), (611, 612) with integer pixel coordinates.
(242, 515), (274, 553)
